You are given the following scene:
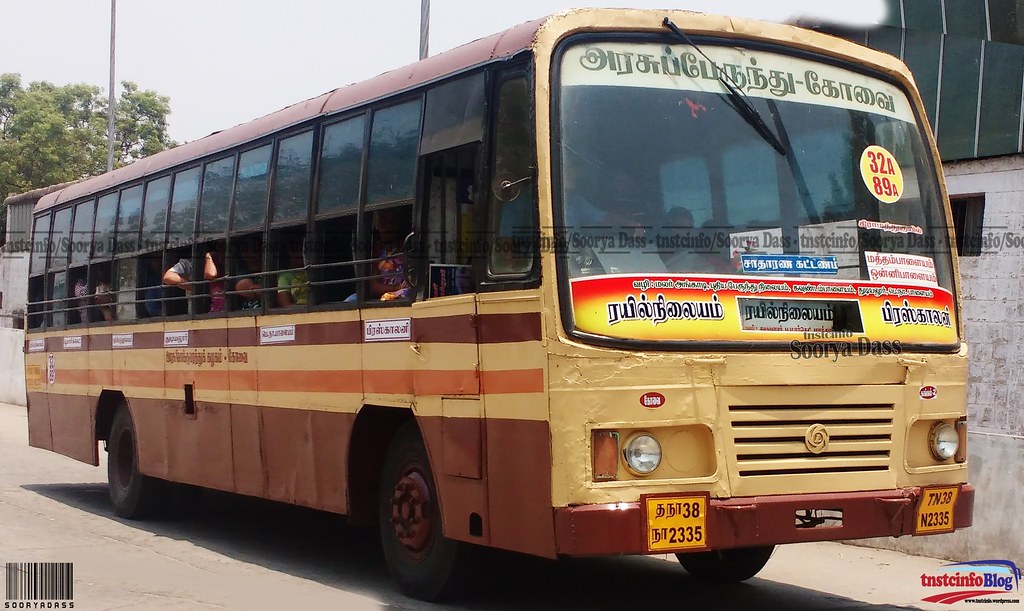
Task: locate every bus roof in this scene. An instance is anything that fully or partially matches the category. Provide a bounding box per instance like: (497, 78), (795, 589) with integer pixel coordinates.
(34, 16), (545, 213)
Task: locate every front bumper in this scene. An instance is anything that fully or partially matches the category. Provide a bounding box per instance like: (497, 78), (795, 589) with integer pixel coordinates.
(553, 484), (974, 556)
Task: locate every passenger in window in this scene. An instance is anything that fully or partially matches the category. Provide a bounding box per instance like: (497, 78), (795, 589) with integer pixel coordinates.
(162, 248), (227, 313)
(141, 258), (164, 317)
(370, 208), (410, 301)
(234, 243), (263, 310)
(276, 240), (308, 307)
(162, 256), (195, 294)
(72, 276), (90, 323)
(93, 270), (115, 321)
(343, 208), (410, 303)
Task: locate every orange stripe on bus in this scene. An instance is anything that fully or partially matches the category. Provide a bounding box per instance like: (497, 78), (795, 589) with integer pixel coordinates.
(258, 370), (362, 394)
(414, 369), (479, 395)
(363, 370), (415, 395)
(481, 369), (545, 394)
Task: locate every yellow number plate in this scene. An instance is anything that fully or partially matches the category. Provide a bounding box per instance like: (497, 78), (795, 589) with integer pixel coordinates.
(643, 494), (708, 552)
(916, 486), (958, 534)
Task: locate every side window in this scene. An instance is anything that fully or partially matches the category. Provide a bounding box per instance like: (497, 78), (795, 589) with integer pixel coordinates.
(46, 207), (73, 326)
(114, 257), (138, 322)
(90, 194), (118, 324)
(69, 200), (96, 325)
(94, 193), (118, 258)
(366, 99), (423, 206)
(48, 207), (73, 272)
(271, 130), (314, 224)
(270, 227), (309, 309)
(488, 76), (538, 277)
(29, 214), (52, 277)
(168, 167), (200, 249)
(141, 176), (171, 251)
(318, 115), (365, 215)
(28, 214), (51, 328)
(70, 199), (96, 267)
(232, 144), (273, 232)
(198, 156), (235, 241)
(115, 185), (143, 254)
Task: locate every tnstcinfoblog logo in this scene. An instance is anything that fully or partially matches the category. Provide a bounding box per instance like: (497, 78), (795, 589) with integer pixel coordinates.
(920, 559), (1022, 605)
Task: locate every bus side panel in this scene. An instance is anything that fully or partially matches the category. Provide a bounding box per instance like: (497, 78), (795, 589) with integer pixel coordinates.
(485, 418), (556, 558)
(26, 392), (54, 452)
(260, 406), (351, 513)
(230, 402), (266, 498)
(418, 411), (491, 545)
(46, 392), (98, 466)
(132, 397), (171, 479)
(167, 400), (235, 491)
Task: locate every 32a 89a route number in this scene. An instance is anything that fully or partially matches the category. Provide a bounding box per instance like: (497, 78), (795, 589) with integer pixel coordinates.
(860, 145), (904, 204)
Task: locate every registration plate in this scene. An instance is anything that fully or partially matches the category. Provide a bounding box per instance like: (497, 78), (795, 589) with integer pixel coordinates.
(642, 493), (709, 552)
(915, 486), (958, 534)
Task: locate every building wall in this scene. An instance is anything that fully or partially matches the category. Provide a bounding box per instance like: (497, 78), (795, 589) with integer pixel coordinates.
(851, 155), (1024, 562)
(0, 327), (25, 406)
(0, 251), (29, 328)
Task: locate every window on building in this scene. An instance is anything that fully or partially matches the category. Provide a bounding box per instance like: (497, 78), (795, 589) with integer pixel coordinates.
(951, 195), (985, 257)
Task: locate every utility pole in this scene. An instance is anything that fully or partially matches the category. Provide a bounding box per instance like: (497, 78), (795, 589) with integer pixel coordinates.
(419, 0), (429, 60)
(106, 0), (117, 172)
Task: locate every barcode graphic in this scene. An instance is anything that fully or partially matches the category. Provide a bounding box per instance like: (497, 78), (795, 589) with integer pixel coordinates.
(4, 563), (73, 601)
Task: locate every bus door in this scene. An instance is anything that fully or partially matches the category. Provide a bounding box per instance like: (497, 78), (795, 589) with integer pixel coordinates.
(408, 143), (489, 544)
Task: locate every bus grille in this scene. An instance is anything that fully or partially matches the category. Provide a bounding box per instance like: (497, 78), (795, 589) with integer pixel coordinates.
(729, 404), (894, 477)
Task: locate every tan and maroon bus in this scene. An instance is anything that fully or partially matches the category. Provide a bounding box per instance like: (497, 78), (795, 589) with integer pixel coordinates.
(24, 9), (972, 600)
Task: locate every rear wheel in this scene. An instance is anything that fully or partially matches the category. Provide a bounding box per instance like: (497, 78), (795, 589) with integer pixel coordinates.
(107, 405), (165, 518)
(676, 545), (776, 582)
(378, 421), (466, 601)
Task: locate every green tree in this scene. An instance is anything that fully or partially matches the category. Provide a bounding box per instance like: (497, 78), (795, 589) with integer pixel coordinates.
(0, 74), (175, 245)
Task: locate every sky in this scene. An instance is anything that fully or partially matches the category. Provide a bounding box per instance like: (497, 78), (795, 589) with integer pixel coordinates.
(1, 1), (887, 145)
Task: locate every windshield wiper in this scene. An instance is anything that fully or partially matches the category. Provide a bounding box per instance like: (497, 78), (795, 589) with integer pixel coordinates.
(662, 17), (787, 157)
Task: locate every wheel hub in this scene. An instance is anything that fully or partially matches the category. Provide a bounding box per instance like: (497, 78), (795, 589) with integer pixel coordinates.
(390, 470), (433, 553)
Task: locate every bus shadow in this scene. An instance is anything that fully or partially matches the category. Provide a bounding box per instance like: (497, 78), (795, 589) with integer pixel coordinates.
(25, 482), (917, 610)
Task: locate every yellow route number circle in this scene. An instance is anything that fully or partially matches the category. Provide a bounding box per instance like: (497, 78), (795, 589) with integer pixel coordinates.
(860, 145), (904, 204)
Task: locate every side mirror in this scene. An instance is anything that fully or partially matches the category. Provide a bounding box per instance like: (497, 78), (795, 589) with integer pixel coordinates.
(492, 173), (533, 202)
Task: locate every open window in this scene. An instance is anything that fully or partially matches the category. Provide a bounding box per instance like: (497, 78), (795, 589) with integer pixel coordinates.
(270, 226), (309, 309)
(313, 114), (365, 306)
(228, 233), (265, 311)
(46, 206), (73, 327)
(421, 145), (477, 298)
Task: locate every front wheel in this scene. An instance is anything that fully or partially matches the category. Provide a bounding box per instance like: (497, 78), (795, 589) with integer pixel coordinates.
(378, 421), (467, 601)
(676, 545), (776, 582)
(107, 404), (165, 518)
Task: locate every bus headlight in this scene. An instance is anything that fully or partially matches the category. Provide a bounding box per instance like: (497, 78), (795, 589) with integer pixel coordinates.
(623, 433), (662, 475)
(929, 422), (959, 461)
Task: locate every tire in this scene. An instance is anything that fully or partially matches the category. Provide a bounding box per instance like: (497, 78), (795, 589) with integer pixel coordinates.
(676, 545), (776, 582)
(378, 420), (467, 601)
(107, 404), (165, 518)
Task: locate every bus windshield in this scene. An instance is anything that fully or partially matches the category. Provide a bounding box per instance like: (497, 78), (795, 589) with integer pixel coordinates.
(556, 39), (958, 347)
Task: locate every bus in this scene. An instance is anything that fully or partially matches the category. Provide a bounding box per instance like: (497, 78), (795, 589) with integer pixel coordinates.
(23, 8), (973, 601)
